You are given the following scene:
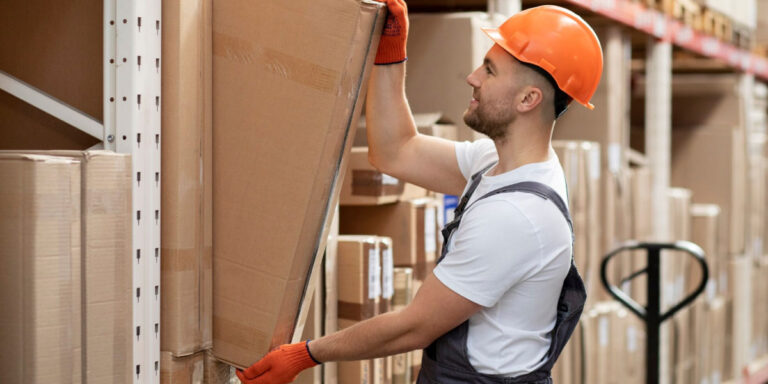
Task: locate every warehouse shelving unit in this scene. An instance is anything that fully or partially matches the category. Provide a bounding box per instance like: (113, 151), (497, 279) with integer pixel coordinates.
(0, 1), (162, 383)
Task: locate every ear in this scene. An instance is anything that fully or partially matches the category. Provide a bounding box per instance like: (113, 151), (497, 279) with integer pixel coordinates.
(516, 86), (544, 114)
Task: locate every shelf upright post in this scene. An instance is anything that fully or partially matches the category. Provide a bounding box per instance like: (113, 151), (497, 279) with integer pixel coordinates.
(645, 35), (672, 384)
(489, 0), (521, 17)
(106, 0), (162, 382)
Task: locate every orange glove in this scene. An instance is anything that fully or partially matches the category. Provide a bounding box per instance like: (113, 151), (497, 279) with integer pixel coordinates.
(375, 0), (409, 65)
(236, 341), (320, 384)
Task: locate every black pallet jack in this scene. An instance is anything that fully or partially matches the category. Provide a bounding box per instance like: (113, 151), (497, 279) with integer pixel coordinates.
(600, 242), (709, 384)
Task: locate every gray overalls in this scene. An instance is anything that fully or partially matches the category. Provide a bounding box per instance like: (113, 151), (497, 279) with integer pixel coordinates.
(417, 164), (587, 384)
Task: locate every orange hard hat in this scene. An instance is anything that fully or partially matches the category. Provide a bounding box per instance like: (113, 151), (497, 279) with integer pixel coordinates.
(482, 5), (603, 110)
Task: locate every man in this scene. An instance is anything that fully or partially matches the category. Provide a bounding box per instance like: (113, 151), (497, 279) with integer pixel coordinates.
(237, 2), (603, 383)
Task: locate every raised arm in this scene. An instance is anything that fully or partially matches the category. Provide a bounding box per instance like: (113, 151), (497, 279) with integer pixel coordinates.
(364, 0), (468, 196)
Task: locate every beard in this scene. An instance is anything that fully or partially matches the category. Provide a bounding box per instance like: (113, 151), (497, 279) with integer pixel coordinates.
(463, 101), (515, 141)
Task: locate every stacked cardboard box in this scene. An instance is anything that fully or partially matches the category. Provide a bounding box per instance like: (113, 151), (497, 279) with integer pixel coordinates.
(340, 198), (441, 282)
(341, 147), (406, 206)
(581, 302), (646, 384)
(0, 152), (133, 383)
(160, 0), (215, 376)
(553, 27), (634, 262)
(552, 141), (603, 305)
(211, 0), (386, 370)
(392, 268), (414, 384)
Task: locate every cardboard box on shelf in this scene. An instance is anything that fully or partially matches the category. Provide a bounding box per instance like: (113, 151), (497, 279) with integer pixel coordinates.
(708, 297), (728, 383)
(729, 256), (752, 376)
(355, 113), (459, 147)
(160, 351), (204, 384)
(340, 147), (405, 206)
(582, 302), (646, 384)
(392, 268), (413, 384)
(340, 198), (440, 280)
(553, 27), (633, 262)
(211, 0), (386, 368)
(0, 151), (134, 383)
(690, 204), (723, 301)
(0, 155), (81, 383)
(665, 125), (747, 257)
(664, 188), (692, 310)
(337, 236), (382, 323)
(628, 166), (653, 305)
(0, 1), (102, 150)
(748, 154), (766, 260)
(161, 0), (214, 357)
(406, 12), (505, 141)
(552, 141), (604, 305)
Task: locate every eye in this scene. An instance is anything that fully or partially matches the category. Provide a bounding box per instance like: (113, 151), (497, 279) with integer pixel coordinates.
(485, 65), (493, 75)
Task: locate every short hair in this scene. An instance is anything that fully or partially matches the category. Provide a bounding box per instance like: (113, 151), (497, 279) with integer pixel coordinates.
(518, 60), (573, 119)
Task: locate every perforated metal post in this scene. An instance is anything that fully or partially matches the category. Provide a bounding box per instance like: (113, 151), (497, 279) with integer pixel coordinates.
(106, 0), (162, 382)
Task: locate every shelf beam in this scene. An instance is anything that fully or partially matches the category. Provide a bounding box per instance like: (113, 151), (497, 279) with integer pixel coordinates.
(0, 69), (103, 140)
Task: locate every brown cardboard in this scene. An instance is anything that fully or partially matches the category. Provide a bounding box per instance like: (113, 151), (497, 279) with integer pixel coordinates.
(629, 167), (652, 305)
(354, 113), (459, 147)
(669, 125), (747, 256)
(748, 154), (765, 260)
(0, 155), (80, 383)
(161, 0), (214, 357)
(690, 205), (722, 301)
(0, 150), (134, 383)
(340, 147), (405, 206)
(729, 256), (752, 375)
(211, 0), (385, 368)
(406, 13), (506, 141)
(632, 74), (747, 128)
(553, 141), (603, 306)
(337, 236), (381, 321)
(0, 1), (101, 150)
(392, 268), (413, 384)
(340, 198), (439, 280)
(664, 188), (692, 311)
(160, 351), (204, 384)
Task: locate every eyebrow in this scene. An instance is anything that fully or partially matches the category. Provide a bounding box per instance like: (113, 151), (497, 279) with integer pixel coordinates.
(484, 58), (497, 73)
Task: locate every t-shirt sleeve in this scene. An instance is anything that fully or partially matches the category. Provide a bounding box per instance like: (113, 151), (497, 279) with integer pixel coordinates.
(454, 138), (496, 180)
(433, 199), (544, 307)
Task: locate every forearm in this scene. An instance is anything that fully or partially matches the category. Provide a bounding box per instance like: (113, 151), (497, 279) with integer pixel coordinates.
(308, 309), (427, 362)
(365, 63), (418, 173)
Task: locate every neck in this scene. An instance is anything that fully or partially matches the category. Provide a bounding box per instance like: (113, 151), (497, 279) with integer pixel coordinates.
(488, 118), (554, 176)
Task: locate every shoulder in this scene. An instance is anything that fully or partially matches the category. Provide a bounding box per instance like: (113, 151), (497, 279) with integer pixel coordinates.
(455, 139), (497, 180)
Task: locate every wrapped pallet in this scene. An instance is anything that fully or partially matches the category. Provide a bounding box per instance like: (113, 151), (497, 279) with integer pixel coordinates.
(211, 0), (386, 368)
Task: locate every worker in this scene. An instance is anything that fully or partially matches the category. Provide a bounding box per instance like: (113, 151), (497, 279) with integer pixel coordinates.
(237, 1), (603, 383)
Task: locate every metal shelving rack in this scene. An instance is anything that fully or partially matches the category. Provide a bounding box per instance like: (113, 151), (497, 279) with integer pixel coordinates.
(0, 1), (162, 383)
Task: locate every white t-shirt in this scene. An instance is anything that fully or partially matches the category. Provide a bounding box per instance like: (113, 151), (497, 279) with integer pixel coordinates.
(432, 138), (572, 376)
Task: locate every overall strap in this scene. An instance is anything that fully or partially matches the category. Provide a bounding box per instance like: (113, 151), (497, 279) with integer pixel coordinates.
(470, 181), (573, 235)
(454, 162), (496, 217)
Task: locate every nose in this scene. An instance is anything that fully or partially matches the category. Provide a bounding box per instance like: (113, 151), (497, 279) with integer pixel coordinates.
(466, 66), (482, 88)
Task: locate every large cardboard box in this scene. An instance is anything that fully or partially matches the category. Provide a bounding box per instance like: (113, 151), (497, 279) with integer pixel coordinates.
(0, 1), (102, 150)
(161, 0), (214, 357)
(0, 155), (81, 383)
(295, 274), (324, 384)
(669, 125), (747, 256)
(340, 198), (440, 280)
(340, 147), (405, 206)
(160, 351), (204, 384)
(406, 12), (505, 141)
(0, 151), (134, 383)
(211, 0), (386, 368)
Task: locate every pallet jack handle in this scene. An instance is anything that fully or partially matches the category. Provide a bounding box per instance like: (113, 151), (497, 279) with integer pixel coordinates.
(600, 241), (709, 384)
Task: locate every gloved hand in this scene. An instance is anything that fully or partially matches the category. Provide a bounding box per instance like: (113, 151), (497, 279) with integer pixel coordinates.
(375, 0), (409, 65)
(236, 341), (320, 384)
